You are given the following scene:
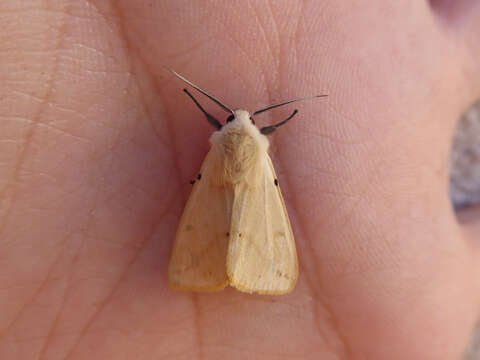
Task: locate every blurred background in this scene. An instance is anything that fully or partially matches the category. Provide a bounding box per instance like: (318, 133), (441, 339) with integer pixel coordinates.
(451, 101), (480, 210)
(451, 101), (480, 359)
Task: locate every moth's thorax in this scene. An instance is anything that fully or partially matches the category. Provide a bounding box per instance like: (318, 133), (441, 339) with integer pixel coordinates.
(209, 110), (269, 185)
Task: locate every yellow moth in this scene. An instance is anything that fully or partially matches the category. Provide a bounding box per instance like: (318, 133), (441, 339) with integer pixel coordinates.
(168, 70), (326, 295)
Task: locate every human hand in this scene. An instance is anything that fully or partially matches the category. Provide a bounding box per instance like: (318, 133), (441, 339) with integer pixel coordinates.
(1, 1), (480, 359)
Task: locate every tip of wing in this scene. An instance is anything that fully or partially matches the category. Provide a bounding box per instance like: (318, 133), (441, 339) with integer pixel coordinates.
(168, 278), (228, 293)
(228, 272), (298, 295)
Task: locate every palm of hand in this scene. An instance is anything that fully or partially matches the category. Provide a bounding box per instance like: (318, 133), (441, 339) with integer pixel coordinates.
(1, 2), (479, 359)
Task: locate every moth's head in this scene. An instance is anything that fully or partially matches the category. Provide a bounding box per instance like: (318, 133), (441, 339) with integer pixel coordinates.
(221, 110), (261, 138)
(223, 107), (298, 136)
(225, 110), (256, 127)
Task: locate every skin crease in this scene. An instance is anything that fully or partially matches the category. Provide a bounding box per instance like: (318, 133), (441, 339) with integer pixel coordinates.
(0, 0), (480, 359)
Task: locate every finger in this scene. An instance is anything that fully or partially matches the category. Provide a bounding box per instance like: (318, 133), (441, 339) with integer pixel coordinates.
(429, 0), (480, 100)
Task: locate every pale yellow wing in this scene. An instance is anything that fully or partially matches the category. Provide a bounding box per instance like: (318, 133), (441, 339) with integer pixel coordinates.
(168, 149), (233, 292)
(227, 154), (298, 294)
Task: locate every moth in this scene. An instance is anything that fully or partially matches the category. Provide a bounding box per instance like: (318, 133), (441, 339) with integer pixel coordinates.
(168, 70), (326, 294)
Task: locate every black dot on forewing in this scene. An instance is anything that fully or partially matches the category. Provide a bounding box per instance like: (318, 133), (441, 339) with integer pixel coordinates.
(274, 179), (279, 186)
(226, 232), (230, 237)
(190, 180), (195, 185)
(197, 173), (202, 180)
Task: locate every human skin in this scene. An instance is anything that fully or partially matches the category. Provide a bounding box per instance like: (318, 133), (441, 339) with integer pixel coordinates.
(1, 1), (480, 359)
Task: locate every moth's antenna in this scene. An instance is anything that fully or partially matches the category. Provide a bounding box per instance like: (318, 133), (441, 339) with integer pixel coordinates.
(169, 69), (234, 115)
(260, 109), (298, 135)
(253, 95), (327, 116)
(183, 88), (222, 130)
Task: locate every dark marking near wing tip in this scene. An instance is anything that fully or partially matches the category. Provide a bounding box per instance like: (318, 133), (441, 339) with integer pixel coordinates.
(276, 270), (290, 279)
(239, 233), (242, 237)
(190, 180), (195, 185)
(185, 224), (193, 231)
(226, 232), (230, 237)
(274, 179), (279, 186)
(197, 173), (202, 180)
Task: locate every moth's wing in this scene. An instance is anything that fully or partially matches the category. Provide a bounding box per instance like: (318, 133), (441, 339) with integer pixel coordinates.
(227, 154), (298, 294)
(168, 149), (233, 292)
